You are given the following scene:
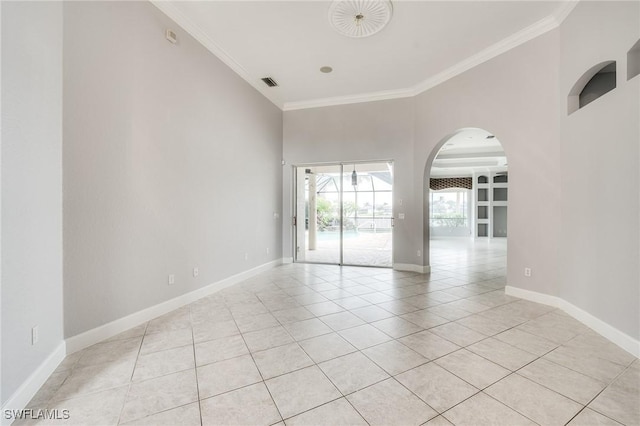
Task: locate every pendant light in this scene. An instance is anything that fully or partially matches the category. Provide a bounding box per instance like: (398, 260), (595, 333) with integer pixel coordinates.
(351, 165), (358, 187)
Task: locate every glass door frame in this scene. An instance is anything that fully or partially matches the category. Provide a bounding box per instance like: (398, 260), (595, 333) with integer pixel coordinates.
(292, 159), (394, 268)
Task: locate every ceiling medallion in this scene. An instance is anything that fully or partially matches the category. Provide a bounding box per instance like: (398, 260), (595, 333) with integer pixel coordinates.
(328, 0), (393, 38)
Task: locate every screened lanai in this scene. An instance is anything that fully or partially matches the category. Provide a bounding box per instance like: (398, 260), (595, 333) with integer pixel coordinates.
(295, 162), (393, 267)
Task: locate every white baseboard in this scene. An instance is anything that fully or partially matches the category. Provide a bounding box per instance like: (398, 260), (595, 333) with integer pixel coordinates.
(1, 342), (66, 426)
(394, 263), (431, 274)
(505, 286), (562, 308)
(505, 285), (640, 358)
(66, 259), (283, 354)
(2, 259), (284, 424)
(281, 257), (294, 264)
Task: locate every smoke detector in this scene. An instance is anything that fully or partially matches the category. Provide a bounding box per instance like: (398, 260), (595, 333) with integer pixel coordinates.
(328, 0), (393, 38)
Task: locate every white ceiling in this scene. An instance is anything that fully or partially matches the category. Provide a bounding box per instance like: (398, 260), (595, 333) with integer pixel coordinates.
(430, 128), (506, 177)
(154, 1), (575, 110)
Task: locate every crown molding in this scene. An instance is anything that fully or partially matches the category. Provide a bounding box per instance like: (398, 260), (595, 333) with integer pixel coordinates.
(284, 11), (564, 111)
(283, 86), (414, 111)
(408, 14), (559, 97)
(152, 0), (579, 113)
(553, 0), (580, 26)
(150, 0), (284, 110)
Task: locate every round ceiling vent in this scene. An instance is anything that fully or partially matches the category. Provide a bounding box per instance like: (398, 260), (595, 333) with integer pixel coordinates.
(328, 0), (393, 38)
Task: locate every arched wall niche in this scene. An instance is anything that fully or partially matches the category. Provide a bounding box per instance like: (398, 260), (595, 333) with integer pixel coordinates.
(628, 39), (640, 81)
(568, 60), (616, 114)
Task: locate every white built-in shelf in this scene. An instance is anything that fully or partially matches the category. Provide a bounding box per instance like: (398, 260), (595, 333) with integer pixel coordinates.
(474, 172), (508, 238)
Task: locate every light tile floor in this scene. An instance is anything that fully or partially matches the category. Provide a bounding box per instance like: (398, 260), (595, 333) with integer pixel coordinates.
(20, 238), (639, 425)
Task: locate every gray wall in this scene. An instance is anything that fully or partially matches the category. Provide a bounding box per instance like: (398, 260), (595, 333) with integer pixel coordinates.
(284, 30), (562, 296)
(414, 30), (562, 297)
(1, 1), (64, 404)
(559, 1), (639, 340)
(63, 2), (283, 337)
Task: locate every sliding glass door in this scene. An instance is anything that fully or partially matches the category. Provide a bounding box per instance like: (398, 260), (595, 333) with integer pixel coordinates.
(342, 163), (393, 266)
(294, 164), (342, 264)
(294, 161), (393, 267)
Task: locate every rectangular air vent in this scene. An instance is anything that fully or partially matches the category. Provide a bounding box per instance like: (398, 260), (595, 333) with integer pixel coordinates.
(261, 77), (278, 87)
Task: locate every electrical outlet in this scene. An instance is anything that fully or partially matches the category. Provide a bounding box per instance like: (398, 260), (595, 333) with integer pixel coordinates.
(193, 267), (199, 277)
(244, 253), (248, 261)
(168, 274), (175, 285)
(32, 326), (39, 345)
(398, 213), (405, 219)
(524, 268), (532, 277)
(266, 247), (270, 254)
(417, 250), (421, 257)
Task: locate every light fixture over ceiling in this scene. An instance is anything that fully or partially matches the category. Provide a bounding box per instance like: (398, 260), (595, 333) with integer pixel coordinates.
(328, 0), (393, 38)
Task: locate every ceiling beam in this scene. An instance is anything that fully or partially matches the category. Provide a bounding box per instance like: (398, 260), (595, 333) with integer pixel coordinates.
(432, 159), (500, 168)
(435, 151), (506, 160)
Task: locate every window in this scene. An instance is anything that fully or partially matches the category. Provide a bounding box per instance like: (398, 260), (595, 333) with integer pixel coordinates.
(430, 189), (468, 228)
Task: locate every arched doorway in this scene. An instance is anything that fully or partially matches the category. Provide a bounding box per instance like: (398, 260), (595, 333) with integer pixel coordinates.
(424, 128), (508, 278)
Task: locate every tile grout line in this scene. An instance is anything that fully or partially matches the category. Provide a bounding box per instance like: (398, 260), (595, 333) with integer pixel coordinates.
(189, 309), (205, 426)
(562, 359), (636, 425)
(228, 308), (287, 425)
(116, 323), (148, 425)
(35, 245), (637, 426)
(295, 339), (372, 425)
